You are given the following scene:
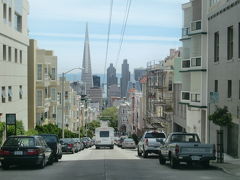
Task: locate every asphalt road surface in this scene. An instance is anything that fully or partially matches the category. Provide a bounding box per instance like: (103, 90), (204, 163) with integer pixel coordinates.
(0, 146), (238, 180)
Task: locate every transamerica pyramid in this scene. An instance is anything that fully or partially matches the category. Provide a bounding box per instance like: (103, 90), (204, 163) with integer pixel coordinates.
(81, 23), (93, 94)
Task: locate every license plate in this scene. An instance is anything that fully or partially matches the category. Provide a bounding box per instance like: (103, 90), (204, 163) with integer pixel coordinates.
(191, 156), (200, 160)
(14, 151), (23, 155)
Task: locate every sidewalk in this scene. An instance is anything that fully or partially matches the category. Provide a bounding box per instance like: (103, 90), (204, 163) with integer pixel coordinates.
(211, 154), (240, 177)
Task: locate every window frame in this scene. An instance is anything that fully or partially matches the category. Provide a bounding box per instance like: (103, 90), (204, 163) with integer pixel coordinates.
(227, 26), (234, 60)
(214, 31), (219, 62)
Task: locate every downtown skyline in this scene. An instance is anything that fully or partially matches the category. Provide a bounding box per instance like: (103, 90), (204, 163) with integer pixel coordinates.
(28, 0), (185, 74)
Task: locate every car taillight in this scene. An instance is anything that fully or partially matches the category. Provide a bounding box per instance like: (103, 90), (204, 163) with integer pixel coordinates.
(145, 138), (149, 146)
(0, 150), (11, 155)
(68, 144), (73, 148)
(26, 149), (40, 155)
(175, 145), (179, 155)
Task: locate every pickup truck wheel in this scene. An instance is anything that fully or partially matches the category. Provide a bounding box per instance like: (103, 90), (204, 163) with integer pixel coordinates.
(137, 148), (142, 156)
(143, 149), (148, 158)
(159, 154), (166, 165)
(170, 156), (179, 169)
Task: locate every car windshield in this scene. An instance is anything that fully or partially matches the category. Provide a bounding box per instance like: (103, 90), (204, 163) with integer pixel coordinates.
(41, 135), (57, 143)
(145, 132), (165, 138)
(4, 137), (35, 147)
(170, 134), (200, 143)
(100, 131), (109, 137)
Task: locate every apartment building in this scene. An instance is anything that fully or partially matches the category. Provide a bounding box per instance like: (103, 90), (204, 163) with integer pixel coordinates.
(118, 101), (130, 135)
(180, 0), (208, 142)
(57, 79), (79, 132)
(0, 0), (29, 129)
(34, 49), (58, 126)
(208, 0), (240, 157)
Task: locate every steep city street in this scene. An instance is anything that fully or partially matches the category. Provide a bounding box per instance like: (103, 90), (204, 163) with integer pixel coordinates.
(0, 146), (238, 180)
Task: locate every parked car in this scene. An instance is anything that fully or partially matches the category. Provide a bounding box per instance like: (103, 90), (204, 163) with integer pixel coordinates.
(137, 130), (166, 158)
(0, 136), (52, 169)
(60, 138), (76, 154)
(117, 136), (127, 147)
(81, 137), (92, 148)
(159, 132), (216, 168)
(73, 138), (82, 152)
(122, 138), (136, 149)
(39, 134), (62, 162)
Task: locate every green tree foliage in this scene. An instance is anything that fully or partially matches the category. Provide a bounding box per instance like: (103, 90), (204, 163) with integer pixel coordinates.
(35, 124), (78, 138)
(101, 107), (118, 130)
(0, 122), (5, 145)
(7, 120), (25, 136)
(24, 129), (39, 136)
(86, 120), (100, 138)
(209, 106), (232, 127)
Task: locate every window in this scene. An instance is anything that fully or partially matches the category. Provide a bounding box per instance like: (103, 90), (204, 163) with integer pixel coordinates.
(65, 91), (68, 99)
(1, 87), (6, 103)
(19, 85), (23, 99)
(227, 80), (232, 98)
(37, 64), (43, 80)
(214, 32), (219, 62)
(227, 26), (233, 60)
(8, 7), (12, 23)
(214, 80), (218, 92)
(182, 92), (190, 100)
(191, 93), (200, 102)
(51, 88), (56, 101)
(3, 4), (7, 21)
(239, 80), (240, 99)
(45, 87), (48, 97)
(8, 86), (12, 102)
(19, 50), (22, 63)
(191, 57), (201, 67)
(14, 13), (22, 32)
(3, 45), (6, 61)
(238, 23), (240, 58)
(182, 60), (190, 68)
(36, 90), (43, 106)
(8, 47), (11, 61)
(15, 48), (18, 63)
(51, 68), (56, 80)
(100, 131), (109, 137)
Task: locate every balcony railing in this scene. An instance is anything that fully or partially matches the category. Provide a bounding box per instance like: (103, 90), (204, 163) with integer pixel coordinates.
(190, 20), (202, 32)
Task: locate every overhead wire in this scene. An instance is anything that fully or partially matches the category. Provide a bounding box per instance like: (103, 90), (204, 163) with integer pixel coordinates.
(103, 0), (114, 86)
(115, 0), (132, 68)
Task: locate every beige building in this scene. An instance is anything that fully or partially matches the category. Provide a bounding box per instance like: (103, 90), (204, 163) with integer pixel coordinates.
(0, 0), (29, 130)
(28, 43), (58, 127)
(57, 79), (80, 132)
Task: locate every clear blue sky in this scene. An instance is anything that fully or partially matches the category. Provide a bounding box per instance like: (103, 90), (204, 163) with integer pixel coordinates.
(28, 0), (186, 74)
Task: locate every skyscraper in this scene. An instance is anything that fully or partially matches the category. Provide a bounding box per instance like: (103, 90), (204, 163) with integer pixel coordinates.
(120, 59), (130, 98)
(134, 68), (146, 81)
(81, 24), (93, 94)
(93, 75), (100, 88)
(107, 63), (118, 87)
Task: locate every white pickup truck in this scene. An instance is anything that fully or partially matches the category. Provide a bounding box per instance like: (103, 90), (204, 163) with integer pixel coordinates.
(159, 132), (216, 168)
(137, 130), (166, 158)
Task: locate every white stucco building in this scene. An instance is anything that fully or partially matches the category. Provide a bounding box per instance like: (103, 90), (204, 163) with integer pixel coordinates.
(0, 0), (29, 130)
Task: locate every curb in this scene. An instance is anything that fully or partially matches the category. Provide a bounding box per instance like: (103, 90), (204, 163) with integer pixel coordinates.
(211, 163), (240, 177)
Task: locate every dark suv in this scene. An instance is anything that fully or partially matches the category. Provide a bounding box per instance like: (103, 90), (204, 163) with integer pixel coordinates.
(39, 134), (62, 162)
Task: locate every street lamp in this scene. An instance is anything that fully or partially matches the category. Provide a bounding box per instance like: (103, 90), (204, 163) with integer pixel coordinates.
(61, 67), (84, 138)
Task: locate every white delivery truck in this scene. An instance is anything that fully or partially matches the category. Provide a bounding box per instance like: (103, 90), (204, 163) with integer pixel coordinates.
(95, 127), (114, 149)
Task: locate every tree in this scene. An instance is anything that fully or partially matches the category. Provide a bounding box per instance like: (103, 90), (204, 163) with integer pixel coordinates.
(209, 106), (232, 127)
(7, 120), (25, 136)
(85, 120), (100, 138)
(101, 107), (118, 130)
